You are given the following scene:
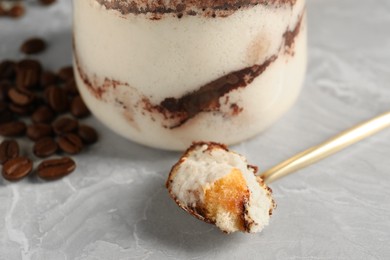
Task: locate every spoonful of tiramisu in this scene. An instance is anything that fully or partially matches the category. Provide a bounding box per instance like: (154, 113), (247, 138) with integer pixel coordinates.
(166, 112), (390, 233)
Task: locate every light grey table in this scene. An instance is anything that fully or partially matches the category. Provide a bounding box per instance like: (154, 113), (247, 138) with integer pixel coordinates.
(1, 1), (389, 259)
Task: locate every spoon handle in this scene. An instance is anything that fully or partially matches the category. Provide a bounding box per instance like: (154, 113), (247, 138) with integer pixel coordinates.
(261, 111), (390, 184)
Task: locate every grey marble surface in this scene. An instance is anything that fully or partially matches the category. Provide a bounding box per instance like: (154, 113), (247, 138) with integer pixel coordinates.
(1, 0), (390, 259)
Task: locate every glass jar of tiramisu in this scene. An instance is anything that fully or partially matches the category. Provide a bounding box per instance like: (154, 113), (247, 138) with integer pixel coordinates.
(73, 0), (307, 150)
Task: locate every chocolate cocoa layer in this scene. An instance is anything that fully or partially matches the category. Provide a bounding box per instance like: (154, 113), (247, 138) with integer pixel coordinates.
(151, 56), (277, 128)
(283, 12), (304, 54)
(96, 0), (297, 18)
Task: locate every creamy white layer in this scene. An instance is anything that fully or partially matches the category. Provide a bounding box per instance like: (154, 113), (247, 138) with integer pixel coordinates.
(73, 0), (307, 150)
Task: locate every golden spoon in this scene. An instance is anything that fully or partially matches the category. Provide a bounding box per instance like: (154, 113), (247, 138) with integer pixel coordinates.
(261, 111), (390, 184)
(166, 111), (390, 233)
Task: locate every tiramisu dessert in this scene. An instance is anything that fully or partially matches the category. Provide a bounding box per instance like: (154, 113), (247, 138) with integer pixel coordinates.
(73, 0), (307, 150)
(166, 142), (275, 233)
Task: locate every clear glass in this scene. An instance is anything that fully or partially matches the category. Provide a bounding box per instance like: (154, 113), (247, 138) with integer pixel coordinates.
(73, 0), (307, 150)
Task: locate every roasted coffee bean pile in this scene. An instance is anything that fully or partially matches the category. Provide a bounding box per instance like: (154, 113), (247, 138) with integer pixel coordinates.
(0, 58), (98, 182)
(0, 0), (56, 19)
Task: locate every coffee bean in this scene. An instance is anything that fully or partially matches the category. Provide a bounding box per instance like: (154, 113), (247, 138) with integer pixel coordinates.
(33, 137), (58, 158)
(8, 4), (25, 18)
(45, 86), (69, 113)
(70, 96), (90, 118)
(0, 80), (12, 101)
(64, 79), (79, 96)
(57, 66), (74, 82)
(52, 117), (78, 135)
(26, 123), (53, 141)
(0, 140), (19, 164)
(57, 133), (83, 154)
(39, 0), (57, 6)
(40, 71), (58, 87)
(20, 38), (47, 55)
(78, 124), (98, 145)
(9, 103), (35, 116)
(8, 87), (35, 106)
(0, 60), (16, 80)
(0, 4), (5, 16)
(37, 157), (75, 180)
(31, 105), (55, 123)
(2, 157), (32, 181)
(0, 121), (26, 137)
(16, 59), (42, 89)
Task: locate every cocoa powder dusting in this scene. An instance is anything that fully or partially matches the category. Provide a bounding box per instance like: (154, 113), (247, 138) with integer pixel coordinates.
(283, 12), (305, 54)
(73, 47), (128, 100)
(153, 55), (277, 128)
(95, 0), (297, 18)
(74, 46), (277, 129)
(230, 104), (244, 116)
